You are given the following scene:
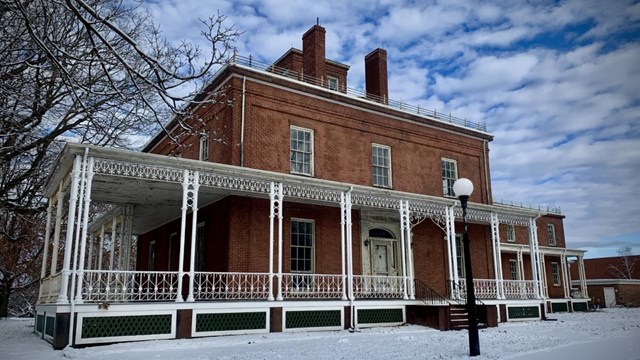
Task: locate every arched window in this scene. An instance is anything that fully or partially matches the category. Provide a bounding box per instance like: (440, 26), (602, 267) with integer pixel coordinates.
(369, 228), (395, 239)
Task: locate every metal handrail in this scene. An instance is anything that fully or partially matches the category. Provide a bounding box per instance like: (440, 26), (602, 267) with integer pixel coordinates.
(413, 278), (450, 305)
(493, 200), (562, 215)
(448, 280), (486, 306)
(230, 53), (487, 133)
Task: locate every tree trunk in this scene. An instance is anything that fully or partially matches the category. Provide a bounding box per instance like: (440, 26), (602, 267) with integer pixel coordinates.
(0, 278), (12, 318)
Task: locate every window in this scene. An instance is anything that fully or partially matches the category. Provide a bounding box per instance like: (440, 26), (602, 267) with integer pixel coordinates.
(441, 158), (457, 197)
(551, 262), (560, 286)
(372, 144), (391, 188)
(507, 224), (516, 242)
(199, 135), (209, 161)
(509, 259), (519, 280)
(168, 232), (177, 270)
(547, 224), (556, 246)
(290, 219), (314, 273)
(195, 222), (205, 271)
(290, 126), (314, 175)
(327, 76), (339, 91)
(455, 235), (465, 277)
(148, 240), (156, 271)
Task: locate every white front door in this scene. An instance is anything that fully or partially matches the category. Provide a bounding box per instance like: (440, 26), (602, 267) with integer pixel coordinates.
(370, 239), (397, 276)
(604, 287), (616, 308)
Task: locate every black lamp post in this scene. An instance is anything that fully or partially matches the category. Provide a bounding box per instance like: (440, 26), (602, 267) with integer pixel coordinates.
(453, 178), (480, 357)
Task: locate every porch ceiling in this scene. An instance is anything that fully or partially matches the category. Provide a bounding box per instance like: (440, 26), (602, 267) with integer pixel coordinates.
(91, 174), (235, 234)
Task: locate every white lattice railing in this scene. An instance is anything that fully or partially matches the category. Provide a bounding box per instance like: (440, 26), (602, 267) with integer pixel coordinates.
(503, 280), (537, 299)
(82, 270), (179, 302)
(194, 272), (270, 300)
(456, 279), (499, 299)
(353, 275), (405, 299)
(281, 273), (344, 299)
(38, 272), (63, 303)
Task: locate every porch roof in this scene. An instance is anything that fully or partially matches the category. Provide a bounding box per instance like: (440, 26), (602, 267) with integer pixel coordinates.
(46, 143), (551, 234)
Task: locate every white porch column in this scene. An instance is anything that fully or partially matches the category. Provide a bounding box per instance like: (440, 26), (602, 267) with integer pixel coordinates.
(448, 206), (459, 298)
(118, 213), (125, 269)
(560, 252), (569, 298)
(490, 213), (504, 299)
(340, 192), (347, 300)
(121, 205), (134, 270)
(345, 190), (353, 301)
(40, 199), (53, 280)
(401, 200), (416, 300)
(87, 235), (94, 271)
(177, 169), (197, 302)
(276, 183), (284, 301)
(75, 158), (95, 303)
(50, 186), (65, 275)
(57, 155), (82, 304)
(109, 216), (117, 271)
(268, 182), (283, 301)
(578, 256), (588, 297)
(445, 205), (455, 299)
(528, 217), (542, 299)
(398, 200), (409, 300)
(38, 198), (53, 301)
(186, 171), (200, 302)
(97, 225), (105, 271)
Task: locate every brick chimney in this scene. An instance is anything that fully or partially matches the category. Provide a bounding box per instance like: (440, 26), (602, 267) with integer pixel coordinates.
(302, 25), (326, 83)
(365, 48), (388, 103)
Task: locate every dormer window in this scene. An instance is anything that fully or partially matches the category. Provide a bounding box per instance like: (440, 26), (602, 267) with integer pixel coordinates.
(327, 76), (339, 91)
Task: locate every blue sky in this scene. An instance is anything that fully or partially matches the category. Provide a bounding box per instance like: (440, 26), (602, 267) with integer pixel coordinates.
(142, 0), (640, 259)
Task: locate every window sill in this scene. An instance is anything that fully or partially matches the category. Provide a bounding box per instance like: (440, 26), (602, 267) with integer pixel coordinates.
(290, 171), (314, 177)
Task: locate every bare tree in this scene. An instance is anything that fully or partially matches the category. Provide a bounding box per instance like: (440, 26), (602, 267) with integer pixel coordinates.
(608, 246), (637, 279)
(0, 0), (240, 317)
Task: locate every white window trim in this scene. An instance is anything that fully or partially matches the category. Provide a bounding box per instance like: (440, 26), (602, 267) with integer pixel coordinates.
(327, 76), (339, 91)
(168, 232), (177, 270)
(547, 224), (556, 246)
(455, 234), (465, 277)
(507, 224), (516, 242)
(509, 259), (519, 280)
(441, 158), (458, 198)
(551, 262), (560, 286)
(148, 240), (156, 271)
(199, 135), (209, 161)
(372, 143), (392, 188)
(290, 218), (315, 274)
(290, 126), (314, 176)
(196, 222), (205, 271)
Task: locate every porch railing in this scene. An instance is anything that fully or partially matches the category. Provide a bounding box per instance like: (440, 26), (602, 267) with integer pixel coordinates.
(82, 270), (180, 302)
(353, 275), (405, 299)
(39, 272), (63, 303)
(456, 279), (499, 299)
(281, 273), (344, 299)
(503, 280), (537, 299)
(194, 272), (270, 300)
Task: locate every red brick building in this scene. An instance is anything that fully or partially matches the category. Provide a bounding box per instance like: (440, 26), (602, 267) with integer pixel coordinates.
(35, 25), (588, 348)
(570, 255), (640, 308)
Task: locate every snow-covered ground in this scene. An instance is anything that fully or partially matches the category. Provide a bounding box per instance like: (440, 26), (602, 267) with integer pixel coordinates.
(3, 308), (640, 360)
